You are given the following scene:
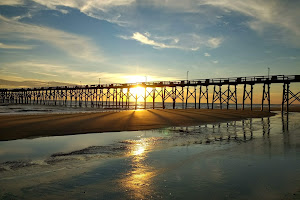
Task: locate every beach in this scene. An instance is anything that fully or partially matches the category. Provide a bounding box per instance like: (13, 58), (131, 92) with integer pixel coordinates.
(0, 109), (275, 141)
(0, 110), (299, 200)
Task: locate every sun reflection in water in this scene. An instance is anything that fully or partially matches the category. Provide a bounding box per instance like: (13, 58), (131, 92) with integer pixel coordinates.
(120, 138), (157, 199)
(133, 144), (145, 156)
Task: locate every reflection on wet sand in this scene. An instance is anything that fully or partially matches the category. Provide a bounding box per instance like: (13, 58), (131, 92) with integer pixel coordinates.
(120, 138), (157, 199)
(0, 112), (299, 199)
(0, 113), (294, 172)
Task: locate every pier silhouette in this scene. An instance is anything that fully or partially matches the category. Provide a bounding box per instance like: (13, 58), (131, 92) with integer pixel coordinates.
(1, 75), (299, 112)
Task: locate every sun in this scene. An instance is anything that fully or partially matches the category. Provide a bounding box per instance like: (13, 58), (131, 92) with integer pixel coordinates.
(123, 75), (150, 98)
(130, 86), (145, 98)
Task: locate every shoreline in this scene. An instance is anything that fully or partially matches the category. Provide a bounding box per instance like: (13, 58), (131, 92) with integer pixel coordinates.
(0, 109), (276, 141)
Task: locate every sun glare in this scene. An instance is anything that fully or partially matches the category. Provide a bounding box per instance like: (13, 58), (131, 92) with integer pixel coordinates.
(130, 86), (145, 97)
(133, 144), (145, 156)
(126, 75), (147, 83)
(123, 75), (154, 100)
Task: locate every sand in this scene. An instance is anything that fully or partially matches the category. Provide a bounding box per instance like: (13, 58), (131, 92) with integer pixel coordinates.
(0, 109), (276, 141)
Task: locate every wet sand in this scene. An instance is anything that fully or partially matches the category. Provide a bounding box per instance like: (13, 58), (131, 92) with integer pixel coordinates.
(0, 109), (275, 141)
(0, 112), (299, 199)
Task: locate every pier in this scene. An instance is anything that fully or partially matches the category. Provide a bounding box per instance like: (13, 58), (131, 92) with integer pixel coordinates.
(1, 75), (299, 112)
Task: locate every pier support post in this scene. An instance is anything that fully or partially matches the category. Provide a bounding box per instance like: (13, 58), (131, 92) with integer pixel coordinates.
(115, 88), (118, 109)
(235, 85), (237, 110)
(101, 89), (103, 108)
(120, 88), (123, 108)
(261, 83), (270, 111)
(281, 82), (299, 113)
(112, 89), (115, 109)
(185, 85), (196, 109)
(185, 86), (189, 109)
(194, 87), (197, 109)
(172, 87), (176, 109)
(152, 88), (156, 109)
(144, 87), (147, 109)
(179, 87), (185, 109)
(242, 84), (254, 110)
(126, 88), (130, 109)
(212, 85), (216, 109)
(65, 89), (67, 107)
(212, 85), (226, 109)
(199, 85), (209, 109)
(135, 93), (137, 110)
(226, 85), (237, 110)
(286, 83), (289, 112)
(162, 87), (166, 109)
(219, 86), (222, 109)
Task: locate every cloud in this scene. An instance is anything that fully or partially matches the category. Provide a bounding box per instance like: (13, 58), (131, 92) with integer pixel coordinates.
(11, 1), (226, 49)
(212, 60), (218, 64)
(2, 61), (102, 79)
(31, 71), (58, 77)
(204, 52), (211, 57)
(121, 32), (223, 50)
(131, 32), (174, 49)
(18, 0), (299, 47)
(0, 0), (23, 6)
(0, 42), (34, 50)
(0, 78), (74, 89)
(201, 0), (300, 46)
(143, 0), (300, 43)
(30, 0), (135, 26)
(277, 56), (298, 60)
(0, 60), (183, 89)
(0, 15), (103, 62)
(32, 0), (135, 11)
(0, 61), (128, 86)
(207, 37), (223, 48)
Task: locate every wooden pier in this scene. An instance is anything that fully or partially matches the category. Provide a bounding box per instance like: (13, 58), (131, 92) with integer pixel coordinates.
(1, 75), (299, 112)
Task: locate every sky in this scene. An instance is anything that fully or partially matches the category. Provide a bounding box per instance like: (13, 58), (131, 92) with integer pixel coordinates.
(0, 0), (299, 88)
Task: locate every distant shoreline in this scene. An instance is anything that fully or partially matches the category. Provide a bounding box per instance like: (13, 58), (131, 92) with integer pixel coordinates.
(0, 109), (277, 141)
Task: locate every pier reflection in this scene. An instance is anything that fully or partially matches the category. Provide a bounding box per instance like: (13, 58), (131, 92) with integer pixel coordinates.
(262, 117), (270, 136)
(173, 113), (292, 144)
(282, 113), (289, 132)
(282, 113), (291, 157)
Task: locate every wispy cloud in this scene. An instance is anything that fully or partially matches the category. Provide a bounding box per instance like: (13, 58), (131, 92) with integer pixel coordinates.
(0, 78), (74, 89)
(207, 37), (223, 48)
(212, 60), (219, 64)
(0, 15), (103, 62)
(0, 42), (34, 50)
(31, 71), (58, 77)
(15, 0), (300, 47)
(30, 0), (135, 26)
(0, 61), (126, 86)
(32, 0), (135, 12)
(201, 0), (300, 46)
(0, 0), (23, 6)
(0, 60), (182, 88)
(131, 32), (177, 49)
(204, 52), (211, 57)
(121, 32), (223, 51)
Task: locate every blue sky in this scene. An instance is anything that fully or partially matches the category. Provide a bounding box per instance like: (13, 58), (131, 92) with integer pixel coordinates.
(0, 0), (299, 88)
